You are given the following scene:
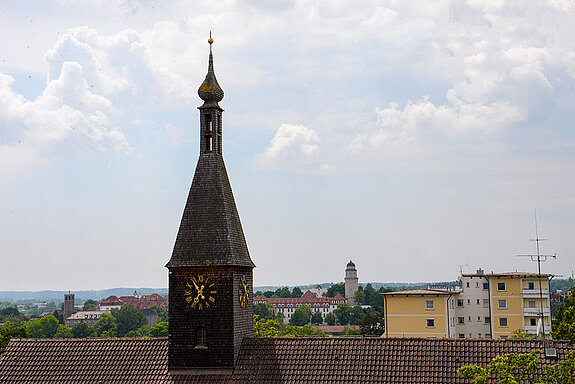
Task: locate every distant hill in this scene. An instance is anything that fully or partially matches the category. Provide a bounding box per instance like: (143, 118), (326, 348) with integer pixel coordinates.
(0, 281), (461, 303)
(0, 288), (168, 303)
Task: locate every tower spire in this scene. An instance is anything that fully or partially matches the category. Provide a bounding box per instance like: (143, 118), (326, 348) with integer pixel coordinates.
(198, 33), (224, 109)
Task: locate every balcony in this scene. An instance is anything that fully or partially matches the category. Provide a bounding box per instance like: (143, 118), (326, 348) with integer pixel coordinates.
(523, 307), (550, 316)
(522, 289), (549, 298)
(524, 325), (551, 335)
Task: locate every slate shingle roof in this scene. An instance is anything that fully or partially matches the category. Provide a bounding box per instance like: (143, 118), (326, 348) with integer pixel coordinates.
(0, 337), (571, 383)
(166, 153), (254, 269)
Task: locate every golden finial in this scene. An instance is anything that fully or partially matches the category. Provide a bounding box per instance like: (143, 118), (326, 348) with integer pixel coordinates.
(208, 31), (213, 45)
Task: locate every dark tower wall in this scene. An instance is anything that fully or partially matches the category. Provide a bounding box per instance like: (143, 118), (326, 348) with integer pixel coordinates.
(64, 293), (75, 316)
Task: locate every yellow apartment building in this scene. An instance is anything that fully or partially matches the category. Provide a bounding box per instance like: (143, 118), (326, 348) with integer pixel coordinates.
(487, 272), (552, 339)
(382, 271), (553, 339)
(383, 289), (456, 338)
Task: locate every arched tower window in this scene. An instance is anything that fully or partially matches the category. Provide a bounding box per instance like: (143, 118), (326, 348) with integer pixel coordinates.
(195, 325), (207, 349)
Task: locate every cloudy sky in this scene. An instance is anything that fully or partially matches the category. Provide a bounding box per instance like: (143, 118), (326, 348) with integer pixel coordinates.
(1, 0), (574, 291)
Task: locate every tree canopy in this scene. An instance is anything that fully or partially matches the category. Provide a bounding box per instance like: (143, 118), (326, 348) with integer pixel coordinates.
(553, 286), (575, 343)
(111, 304), (146, 337)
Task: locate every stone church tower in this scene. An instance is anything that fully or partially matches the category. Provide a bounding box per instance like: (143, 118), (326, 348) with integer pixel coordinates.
(165, 37), (255, 373)
(344, 261), (359, 306)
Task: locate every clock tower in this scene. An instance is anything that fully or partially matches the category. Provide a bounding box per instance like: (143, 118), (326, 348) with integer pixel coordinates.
(165, 36), (255, 373)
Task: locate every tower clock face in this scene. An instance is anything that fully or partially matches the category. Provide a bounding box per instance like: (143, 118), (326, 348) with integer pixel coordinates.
(239, 275), (249, 308)
(184, 275), (216, 310)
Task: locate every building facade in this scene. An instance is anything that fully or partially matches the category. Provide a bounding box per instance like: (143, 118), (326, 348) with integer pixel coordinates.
(384, 289), (456, 338)
(64, 311), (106, 328)
(383, 270), (553, 339)
(254, 290), (346, 324)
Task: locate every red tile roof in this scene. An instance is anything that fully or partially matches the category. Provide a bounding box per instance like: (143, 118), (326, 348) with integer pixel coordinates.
(0, 337), (571, 383)
(383, 289), (456, 296)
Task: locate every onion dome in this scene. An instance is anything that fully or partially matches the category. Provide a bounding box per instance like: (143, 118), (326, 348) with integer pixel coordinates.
(347, 260), (356, 268)
(198, 35), (224, 108)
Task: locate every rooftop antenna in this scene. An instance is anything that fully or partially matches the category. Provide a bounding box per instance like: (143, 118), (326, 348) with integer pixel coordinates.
(517, 209), (557, 339)
(455, 264), (468, 276)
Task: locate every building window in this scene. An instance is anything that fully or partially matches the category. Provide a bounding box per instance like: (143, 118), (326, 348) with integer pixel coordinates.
(486, 333), (492, 338)
(498, 300), (507, 309)
(528, 282), (535, 290)
(483, 299), (490, 308)
(458, 317), (465, 324)
(477, 316), (481, 322)
(458, 334), (465, 338)
(476, 299), (480, 305)
(501, 335), (508, 340)
(478, 333), (482, 338)
(457, 299), (464, 307)
(195, 326), (207, 349)
(499, 318), (508, 327)
(530, 318), (537, 326)
(426, 300), (434, 310)
(466, 282), (470, 288)
(476, 282), (479, 287)
(497, 282), (506, 291)
(483, 282), (489, 290)
(529, 300), (536, 308)
(485, 317), (491, 324)
(467, 299), (470, 305)
(426, 319), (435, 328)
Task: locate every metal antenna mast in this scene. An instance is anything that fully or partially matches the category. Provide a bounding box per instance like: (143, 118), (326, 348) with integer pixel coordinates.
(517, 209), (557, 338)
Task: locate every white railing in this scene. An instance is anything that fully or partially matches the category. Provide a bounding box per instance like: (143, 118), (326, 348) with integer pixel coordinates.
(523, 307), (550, 316)
(522, 289), (549, 297)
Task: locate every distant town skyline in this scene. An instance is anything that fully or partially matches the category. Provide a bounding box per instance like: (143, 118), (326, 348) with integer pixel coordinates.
(1, 1), (574, 290)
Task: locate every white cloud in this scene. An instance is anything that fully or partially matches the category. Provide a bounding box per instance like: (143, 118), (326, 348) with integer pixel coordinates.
(347, 0), (575, 162)
(165, 123), (185, 143)
(257, 123), (321, 171)
(0, 63), (131, 174)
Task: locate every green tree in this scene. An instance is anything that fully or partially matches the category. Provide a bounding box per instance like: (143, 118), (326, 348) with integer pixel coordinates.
(349, 306), (365, 325)
(553, 286), (575, 343)
(0, 307), (20, 321)
(342, 326), (362, 337)
(26, 314), (59, 338)
(358, 309), (384, 336)
(253, 303), (276, 320)
(355, 286), (366, 305)
(253, 315), (280, 337)
(325, 312), (336, 326)
(71, 322), (96, 338)
(54, 324), (72, 339)
(290, 305), (312, 326)
(82, 299), (99, 311)
(334, 304), (352, 325)
(0, 322), (30, 356)
(291, 287), (303, 298)
(508, 329), (537, 340)
(458, 350), (541, 384)
(150, 321), (169, 337)
(126, 325), (149, 338)
(324, 283), (345, 297)
(94, 312), (117, 337)
(279, 324), (326, 337)
(111, 305), (146, 337)
(311, 311), (323, 325)
(150, 305), (168, 323)
(544, 350), (575, 384)
(459, 350), (575, 384)
(52, 309), (64, 325)
(272, 287), (292, 298)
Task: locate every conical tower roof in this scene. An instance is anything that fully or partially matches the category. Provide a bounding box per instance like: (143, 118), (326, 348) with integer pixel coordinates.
(166, 36), (254, 269)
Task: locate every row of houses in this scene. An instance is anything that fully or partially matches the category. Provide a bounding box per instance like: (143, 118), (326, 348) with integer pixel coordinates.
(254, 290), (347, 324)
(63, 291), (168, 328)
